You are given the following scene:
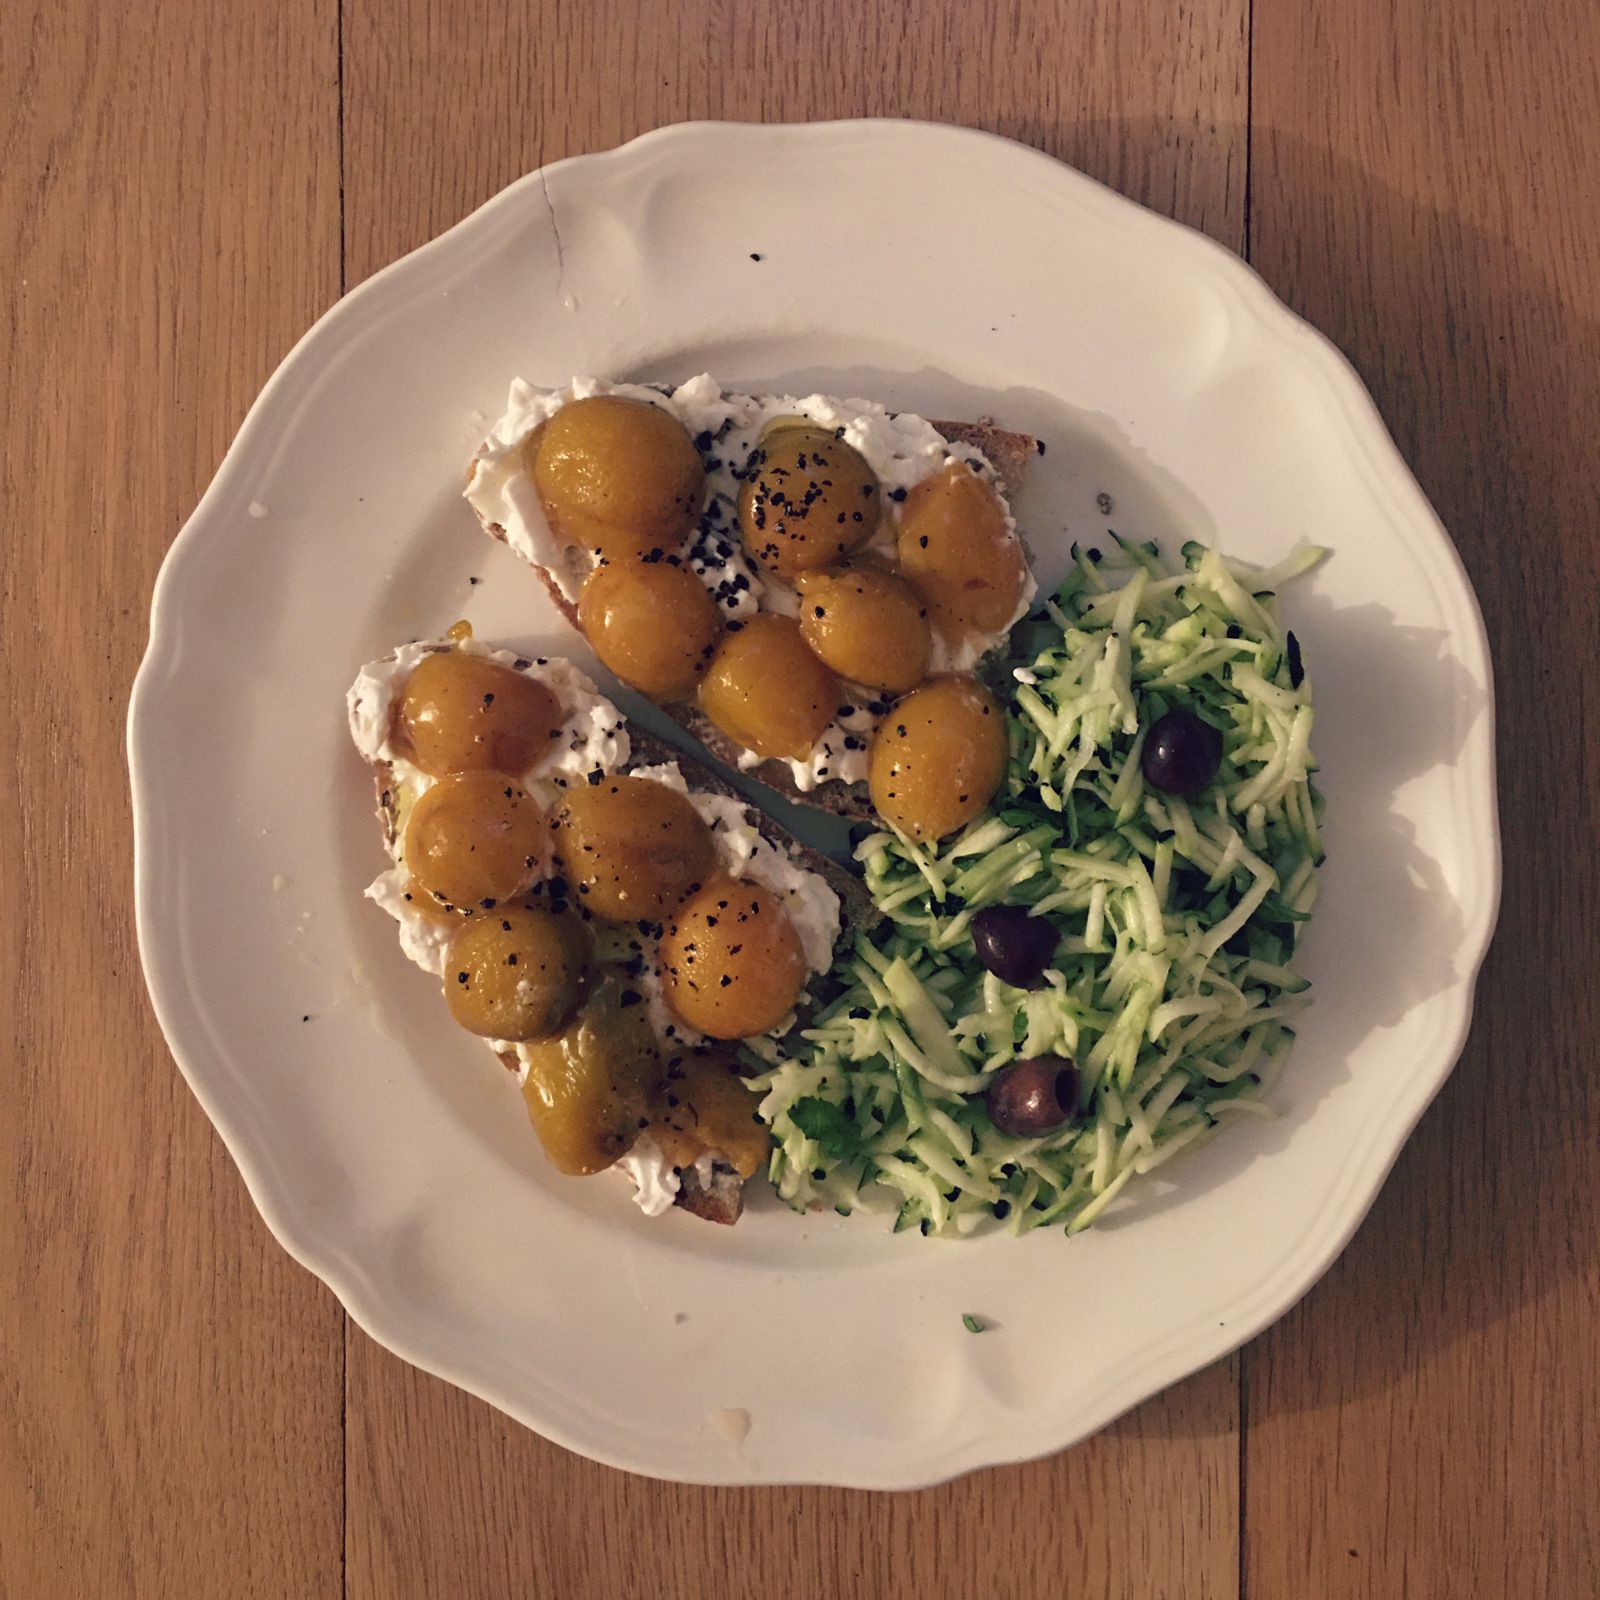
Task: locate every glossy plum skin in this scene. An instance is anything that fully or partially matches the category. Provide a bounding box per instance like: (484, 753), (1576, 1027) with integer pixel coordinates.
(1141, 708), (1224, 796)
(697, 613), (842, 760)
(658, 875), (807, 1039)
(647, 1048), (770, 1180)
(896, 461), (1028, 643)
(444, 905), (591, 1041)
(795, 565), (932, 692)
(737, 422), (881, 578)
(578, 557), (723, 701)
(549, 776), (717, 922)
(867, 676), (1007, 841)
(393, 650), (561, 779)
(402, 771), (546, 912)
(530, 395), (706, 561)
(519, 974), (660, 1175)
(971, 905), (1058, 988)
(986, 1057), (1079, 1136)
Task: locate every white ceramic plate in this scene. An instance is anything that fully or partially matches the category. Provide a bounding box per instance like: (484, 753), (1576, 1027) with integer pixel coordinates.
(130, 120), (1499, 1487)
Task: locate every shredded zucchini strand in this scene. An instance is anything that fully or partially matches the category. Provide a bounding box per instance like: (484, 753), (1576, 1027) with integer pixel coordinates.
(753, 539), (1325, 1237)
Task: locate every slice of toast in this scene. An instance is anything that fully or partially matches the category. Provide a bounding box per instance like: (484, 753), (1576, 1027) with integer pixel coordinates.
(472, 415), (1038, 821)
(355, 653), (874, 1226)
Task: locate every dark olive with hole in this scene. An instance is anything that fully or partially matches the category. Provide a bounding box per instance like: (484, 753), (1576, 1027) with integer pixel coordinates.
(971, 905), (1058, 988)
(986, 1058), (1079, 1136)
(1141, 708), (1224, 795)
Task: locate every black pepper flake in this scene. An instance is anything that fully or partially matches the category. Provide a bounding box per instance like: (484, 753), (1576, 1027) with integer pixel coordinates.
(749, 252), (762, 261)
(480, 897), (497, 910)
(620, 989), (643, 1007)
(992, 1199), (1012, 1220)
(918, 535), (929, 548)
(469, 575), (481, 585)
(456, 971), (469, 985)
(1036, 438), (1047, 455)
(482, 692), (494, 704)
(888, 486), (907, 502)
(505, 953), (519, 966)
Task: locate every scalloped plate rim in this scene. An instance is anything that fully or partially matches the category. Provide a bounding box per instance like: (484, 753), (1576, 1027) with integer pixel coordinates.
(129, 118), (1500, 1488)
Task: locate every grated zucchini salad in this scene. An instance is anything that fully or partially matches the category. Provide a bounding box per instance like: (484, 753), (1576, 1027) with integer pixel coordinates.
(746, 536), (1328, 1238)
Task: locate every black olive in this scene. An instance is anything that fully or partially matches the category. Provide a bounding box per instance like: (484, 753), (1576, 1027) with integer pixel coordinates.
(1141, 708), (1223, 795)
(971, 905), (1058, 988)
(986, 1058), (1079, 1136)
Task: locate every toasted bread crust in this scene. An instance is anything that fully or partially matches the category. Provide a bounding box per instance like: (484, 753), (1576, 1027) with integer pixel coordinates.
(928, 418), (1040, 497)
(369, 711), (873, 1228)
(674, 1159), (745, 1225)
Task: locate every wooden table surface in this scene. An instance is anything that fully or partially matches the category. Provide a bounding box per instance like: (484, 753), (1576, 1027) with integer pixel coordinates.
(5, 0), (1598, 1593)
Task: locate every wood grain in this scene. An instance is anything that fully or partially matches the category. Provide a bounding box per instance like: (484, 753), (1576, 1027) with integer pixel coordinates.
(0, 2), (346, 1596)
(340, 0), (1250, 285)
(5, 0), (1597, 1591)
(347, 1354), (1240, 1599)
(339, 2), (1248, 1596)
(1245, 0), (1600, 1595)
